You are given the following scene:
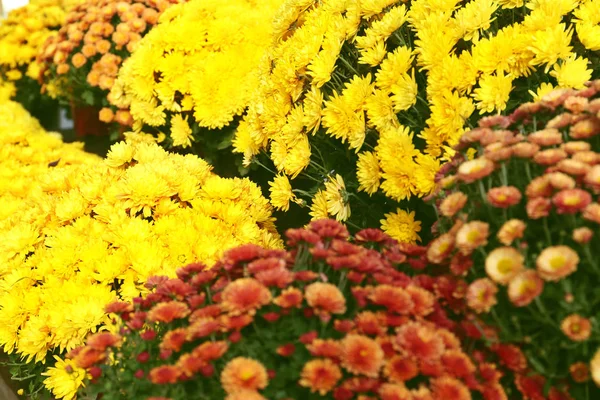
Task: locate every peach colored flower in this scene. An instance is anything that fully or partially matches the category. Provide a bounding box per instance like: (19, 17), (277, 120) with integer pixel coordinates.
(466, 278), (498, 313)
(455, 221), (489, 255)
(583, 203), (600, 223)
(563, 141), (591, 154)
(547, 113), (573, 129)
(552, 189), (592, 214)
(225, 391), (266, 400)
(526, 197), (552, 219)
(439, 192), (468, 217)
(341, 334), (384, 377)
(526, 176), (553, 198)
(485, 247), (524, 284)
(220, 357), (268, 394)
(560, 315), (592, 341)
(384, 356), (418, 383)
(147, 301), (190, 323)
(487, 186), (522, 208)
(569, 362), (589, 383)
(534, 148), (568, 165)
(584, 165), (600, 191)
(299, 359), (342, 395)
(564, 96), (589, 113)
(573, 227), (593, 244)
(512, 142), (540, 158)
(528, 128), (563, 146)
(570, 117), (600, 139)
(546, 172), (576, 190)
(221, 278), (272, 316)
(507, 270), (544, 307)
(457, 157), (495, 183)
(497, 219), (526, 245)
(305, 282), (346, 316)
(536, 245), (579, 281)
(572, 151), (600, 165)
(484, 143), (513, 161)
(557, 159), (591, 176)
(426, 234), (455, 264)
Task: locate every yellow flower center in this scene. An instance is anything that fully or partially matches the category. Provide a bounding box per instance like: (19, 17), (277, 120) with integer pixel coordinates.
(240, 369), (255, 381)
(563, 195), (581, 206)
(497, 258), (514, 274)
(466, 230), (480, 243)
(550, 255), (566, 270)
(360, 350), (368, 357)
(496, 193), (507, 201)
(571, 323), (581, 333)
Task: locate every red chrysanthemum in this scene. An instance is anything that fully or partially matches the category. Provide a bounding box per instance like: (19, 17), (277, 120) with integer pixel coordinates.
(176, 353), (205, 377)
(149, 365), (182, 384)
(552, 189), (592, 214)
(340, 334), (384, 377)
(160, 328), (188, 352)
(378, 383), (413, 400)
(492, 344), (527, 372)
(355, 311), (386, 336)
(188, 318), (221, 340)
(441, 350), (475, 378)
(395, 322), (445, 362)
(86, 332), (121, 351)
(305, 282), (347, 316)
(369, 285), (414, 314)
(192, 341), (229, 362)
(147, 301), (190, 323)
(221, 278), (272, 316)
(431, 376), (471, 400)
(273, 287), (303, 308)
(384, 356), (419, 383)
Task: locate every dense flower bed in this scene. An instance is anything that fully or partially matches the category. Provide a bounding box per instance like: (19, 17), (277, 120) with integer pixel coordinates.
(428, 82), (600, 396)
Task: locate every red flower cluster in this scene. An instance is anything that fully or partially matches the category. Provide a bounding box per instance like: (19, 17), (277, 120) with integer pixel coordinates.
(70, 219), (513, 399)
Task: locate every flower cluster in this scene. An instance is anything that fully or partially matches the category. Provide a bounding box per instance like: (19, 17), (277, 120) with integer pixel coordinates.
(234, 0), (600, 241)
(0, 129), (280, 397)
(429, 81), (600, 396)
(37, 0), (183, 132)
(110, 0), (284, 154)
(69, 219), (518, 400)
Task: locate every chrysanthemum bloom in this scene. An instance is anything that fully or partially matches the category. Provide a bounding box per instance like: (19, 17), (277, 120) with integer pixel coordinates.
(220, 357), (268, 394)
(563, 141), (591, 154)
(406, 286), (435, 317)
(556, 159), (591, 176)
(224, 390), (266, 400)
(378, 383), (413, 400)
(584, 165), (600, 192)
(426, 233), (455, 264)
(355, 311), (386, 336)
(304, 282), (346, 317)
(147, 301), (190, 323)
(511, 142), (540, 158)
(572, 227), (593, 244)
(273, 287), (303, 308)
(552, 188), (592, 214)
(507, 270), (544, 307)
(441, 350), (476, 378)
(466, 278), (498, 313)
(307, 339), (343, 361)
(395, 322), (445, 361)
(583, 203), (600, 223)
(221, 278), (272, 316)
(485, 247), (524, 284)
(369, 285), (414, 314)
(497, 219), (526, 245)
(572, 150), (600, 165)
(440, 192), (468, 217)
(431, 376), (471, 400)
(384, 356), (419, 383)
(455, 221), (489, 255)
(570, 117), (600, 139)
(299, 359), (342, 395)
(160, 328), (188, 352)
(340, 334), (384, 377)
(526, 176), (553, 198)
(569, 362), (589, 383)
(177, 353), (206, 377)
(72, 347), (106, 369)
(564, 96), (589, 113)
(533, 148), (568, 165)
(149, 365), (181, 384)
(536, 245), (579, 281)
(546, 172), (576, 190)
(528, 128), (563, 146)
(560, 314), (592, 341)
(526, 197), (552, 219)
(592, 348), (600, 386)
(487, 186), (522, 208)
(269, 175), (298, 212)
(192, 341), (229, 362)
(85, 332), (121, 351)
(492, 344), (528, 373)
(484, 143), (513, 161)
(457, 157), (495, 183)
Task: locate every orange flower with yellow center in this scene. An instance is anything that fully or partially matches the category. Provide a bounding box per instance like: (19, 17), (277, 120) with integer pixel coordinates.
(340, 334), (384, 377)
(536, 245), (579, 281)
(457, 157), (495, 183)
(305, 282), (347, 316)
(560, 314), (592, 342)
(466, 278), (498, 313)
(456, 221), (489, 255)
(507, 270), (544, 307)
(552, 188), (592, 214)
(487, 186), (522, 208)
(220, 357), (268, 394)
(439, 192), (468, 217)
(299, 359), (342, 395)
(221, 278), (272, 316)
(485, 247), (524, 284)
(497, 219), (526, 246)
(426, 233), (455, 264)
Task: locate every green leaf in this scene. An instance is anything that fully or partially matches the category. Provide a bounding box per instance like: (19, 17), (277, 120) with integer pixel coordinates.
(81, 90), (95, 106)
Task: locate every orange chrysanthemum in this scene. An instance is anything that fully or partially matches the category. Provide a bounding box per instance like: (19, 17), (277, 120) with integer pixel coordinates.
(147, 301), (190, 323)
(507, 270), (544, 307)
(220, 357), (268, 394)
(466, 278), (498, 313)
(149, 365), (181, 384)
(560, 314), (592, 341)
(273, 287), (303, 308)
(304, 282), (346, 317)
(431, 376), (471, 400)
(385, 356), (419, 383)
(192, 341), (229, 362)
(526, 197), (552, 219)
(497, 219), (526, 246)
(441, 350), (475, 378)
(572, 227), (593, 244)
(378, 383), (413, 400)
(395, 322), (445, 362)
(221, 278), (272, 316)
(340, 334), (384, 377)
(224, 390), (266, 400)
(406, 286), (435, 317)
(355, 311), (386, 336)
(440, 192), (468, 217)
(485, 247), (524, 284)
(569, 362), (589, 383)
(457, 157), (495, 183)
(369, 285), (414, 314)
(299, 359), (342, 395)
(536, 245), (579, 281)
(552, 189), (592, 214)
(487, 186), (522, 208)
(456, 221), (489, 255)
(160, 328), (188, 352)
(426, 234), (455, 264)
(307, 339), (343, 361)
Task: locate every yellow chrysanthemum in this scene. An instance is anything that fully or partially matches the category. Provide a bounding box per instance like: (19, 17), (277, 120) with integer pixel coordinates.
(324, 174), (351, 222)
(550, 56), (593, 89)
(380, 208), (422, 244)
(269, 175), (297, 211)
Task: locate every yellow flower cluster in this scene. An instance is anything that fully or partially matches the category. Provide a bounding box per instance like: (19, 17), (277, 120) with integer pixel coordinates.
(110, 0), (284, 147)
(0, 111), (280, 372)
(234, 0), (598, 243)
(0, 0), (66, 82)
